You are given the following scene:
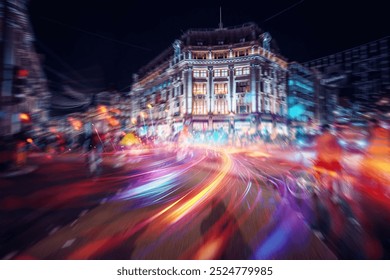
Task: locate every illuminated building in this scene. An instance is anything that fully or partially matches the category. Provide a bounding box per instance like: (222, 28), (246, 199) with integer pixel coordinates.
(287, 62), (317, 128)
(130, 22), (288, 136)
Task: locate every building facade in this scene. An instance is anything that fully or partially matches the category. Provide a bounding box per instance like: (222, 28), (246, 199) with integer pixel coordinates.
(130, 22), (288, 137)
(304, 36), (390, 123)
(287, 62), (317, 126)
(0, 0), (50, 136)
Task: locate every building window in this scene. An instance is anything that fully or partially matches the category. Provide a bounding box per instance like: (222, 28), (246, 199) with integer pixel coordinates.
(214, 69), (228, 77)
(213, 52), (228, 59)
(237, 105), (249, 114)
(264, 82), (271, 94)
(193, 83), (207, 95)
(193, 70), (208, 77)
(214, 83), (228, 94)
(193, 52), (207, 59)
(236, 81), (250, 93)
(215, 95), (228, 114)
(234, 49), (249, 57)
(234, 67), (250, 76)
(265, 99), (270, 111)
(193, 95), (207, 115)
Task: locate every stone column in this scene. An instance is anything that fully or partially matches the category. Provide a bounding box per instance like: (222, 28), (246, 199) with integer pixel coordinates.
(208, 66), (214, 113)
(186, 66), (193, 114)
(257, 65), (262, 113)
(228, 65), (234, 112)
(251, 63), (257, 113)
(229, 65), (236, 113)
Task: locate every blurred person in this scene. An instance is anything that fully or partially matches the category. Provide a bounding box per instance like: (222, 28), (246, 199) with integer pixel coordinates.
(83, 109), (108, 176)
(360, 119), (390, 194)
(46, 128), (59, 154)
(56, 131), (66, 153)
(177, 126), (192, 150)
(312, 124), (343, 202)
(270, 126), (277, 145)
(355, 119), (390, 259)
(262, 129), (270, 143)
(11, 126), (31, 168)
(366, 119), (390, 159)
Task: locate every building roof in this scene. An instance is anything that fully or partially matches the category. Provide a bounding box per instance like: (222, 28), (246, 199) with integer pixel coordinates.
(181, 22), (262, 47)
(136, 22), (282, 80)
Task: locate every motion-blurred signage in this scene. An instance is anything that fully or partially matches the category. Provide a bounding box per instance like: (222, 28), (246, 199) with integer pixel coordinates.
(321, 74), (346, 86)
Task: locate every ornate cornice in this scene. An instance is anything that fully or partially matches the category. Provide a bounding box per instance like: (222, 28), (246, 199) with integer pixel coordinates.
(175, 55), (287, 70)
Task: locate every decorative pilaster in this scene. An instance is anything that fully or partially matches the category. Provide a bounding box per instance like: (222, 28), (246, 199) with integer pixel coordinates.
(229, 65), (236, 113)
(208, 66), (214, 113)
(271, 68), (276, 114)
(258, 65), (264, 113)
(251, 63), (257, 113)
(228, 65), (234, 112)
(186, 66), (193, 114)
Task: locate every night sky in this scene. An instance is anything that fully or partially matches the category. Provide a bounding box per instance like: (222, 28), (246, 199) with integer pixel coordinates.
(28, 0), (389, 92)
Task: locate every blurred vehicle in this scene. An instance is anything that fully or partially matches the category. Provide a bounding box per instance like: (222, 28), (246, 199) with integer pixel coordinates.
(120, 131), (141, 147)
(295, 133), (316, 149)
(205, 149), (220, 161)
(337, 126), (369, 152)
(118, 130), (159, 152)
(139, 135), (157, 147)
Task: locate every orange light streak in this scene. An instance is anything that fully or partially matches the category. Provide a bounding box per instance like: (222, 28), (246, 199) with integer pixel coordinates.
(163, 150), (233, 224)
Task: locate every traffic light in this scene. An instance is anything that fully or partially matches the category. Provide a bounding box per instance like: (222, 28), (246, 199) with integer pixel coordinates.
(12, 66), (28, 98)
(19, 113), (31, 123)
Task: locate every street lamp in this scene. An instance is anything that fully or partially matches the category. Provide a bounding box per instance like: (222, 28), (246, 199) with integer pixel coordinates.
(229, 112), (235, 129)
(140, 111), (146, 128)
(147, 104), (155, 135)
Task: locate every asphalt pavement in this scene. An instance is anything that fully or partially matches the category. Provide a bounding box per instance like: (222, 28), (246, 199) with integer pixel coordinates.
(0, 147), (387, 259)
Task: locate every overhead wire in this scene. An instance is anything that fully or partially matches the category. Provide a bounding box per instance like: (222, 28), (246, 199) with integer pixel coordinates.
(263, 0), (305, 23)
(39, 16), (152, 52)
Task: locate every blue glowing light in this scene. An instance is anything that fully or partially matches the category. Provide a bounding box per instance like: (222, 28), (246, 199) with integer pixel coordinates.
(288, 104), (305, 118)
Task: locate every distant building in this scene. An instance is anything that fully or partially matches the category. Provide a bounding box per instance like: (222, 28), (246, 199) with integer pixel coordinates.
(287, 62), (317, 127)
(304, 36), (390, 122)
(93, 90), (132, 129)
(130, 22), (288, 137)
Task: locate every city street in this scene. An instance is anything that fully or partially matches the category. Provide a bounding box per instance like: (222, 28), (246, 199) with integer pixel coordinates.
(1, 5), (390, 280)
(1, 146), (388, 260)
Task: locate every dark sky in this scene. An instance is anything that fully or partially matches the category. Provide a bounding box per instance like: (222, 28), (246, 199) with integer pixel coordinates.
(28, 0), (389, 91)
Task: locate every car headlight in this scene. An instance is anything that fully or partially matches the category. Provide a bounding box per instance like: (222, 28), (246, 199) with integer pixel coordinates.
(356, 140), (367, 148)
(338, 139), (347, 146)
